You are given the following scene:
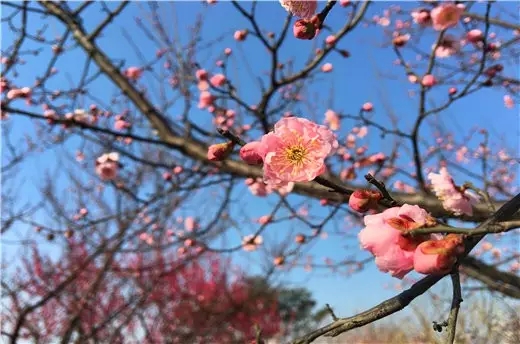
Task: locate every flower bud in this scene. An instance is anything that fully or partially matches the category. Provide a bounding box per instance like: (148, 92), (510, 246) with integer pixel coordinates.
(207, 141), (235, 161)
(239, 141), (264, 165)
(414, 234), (464, 275)
(348, 189), (382, 213)
(293, 16), (320, 40)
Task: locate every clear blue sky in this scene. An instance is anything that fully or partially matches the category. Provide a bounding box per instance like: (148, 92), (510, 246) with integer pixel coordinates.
(2, 0), (518, 322)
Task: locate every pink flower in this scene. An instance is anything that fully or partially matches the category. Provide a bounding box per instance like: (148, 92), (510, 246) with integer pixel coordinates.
(255, 117), (338, 185)
(357, 126), (368, 138)
(234, 30), (248, 41)
(184, 217), (198, 231)
(242, 234), (263, 251)
(504, 95), (514, 109)
(421, 74), (437, 87)
(224, 48), (232, 55)
(411, 8), (432, 26)
(430, 4), (463, 31)
(362, 102), (373, 112)
(293, 16), (321, 40)
(414, 234), (464, 275)
(427, 167), (479, 216)
(198, 91), (215, 109)
(279, 0), (317, 19)
(257, 215), (272, 225)
(324, 109), (340, 130)
(392, 33), (410, 47)
(321, 63), (333, 73)
(114, 119), (131, 131)
(207, 141), (235, 161)
(95, 152), (120, 181)
(349, 190), (382, 213)
(325, 35), (337, 45)
(210, 74), (226, 87)
(466, 29), (483, 43)
(239, 141), (265, 165)
(358, 204), (434, 279)
(195, 69), (208, 81)
(433, 35), (460, 58)
(124, 67), (142, 80)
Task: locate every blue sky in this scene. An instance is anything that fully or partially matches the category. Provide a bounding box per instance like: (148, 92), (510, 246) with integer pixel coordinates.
(2, 0), (519, 325)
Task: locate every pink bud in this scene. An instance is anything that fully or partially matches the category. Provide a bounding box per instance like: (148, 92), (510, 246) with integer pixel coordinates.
(207, 141), (235, 161)
(321, 63), (333, 73)
(239, 141), (264, 165)
(234, 30), (248, 41)
(466, 29), (483, 43)
(325, 35), (337, 45)
(348, 189), (382, 213)
(421, 74), (437, 87)
(414, 234), (464, 275)
(293, 16), (320, 40)
(209, 74), (226, 87)
(362, 102), (373, 112)
(224, 48), (232, 55)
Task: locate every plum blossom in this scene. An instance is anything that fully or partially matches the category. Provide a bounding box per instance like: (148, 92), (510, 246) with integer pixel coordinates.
(249, 117), (337, 185)
(466, 29), (484, 43)
(242, 235), (263, 251)
(433, 35), (460, 58)
(358, 204), (435, 279)
(207, 142), (235, 161)
(349, 190), (382, 213)
(421, 74), (437, 87)
(95, 152), (120, 181)
(427, 167), (479, 216)
(240, 142), (264, 165)
(234, 30), (248, 41)
(430, 4), (463, 31)
(414, 234), (464, 275)
(504, 95), (514, 109)
(210, 74), (226, 87)
(324, 109), (340, 130)
(362, 102), (373, 112)
(198, 91), (215, 109)
(124, 67), (142, 80)
(321, 63), (333, 73)
(411, 8), (431, 26)
(279, 0), (317, 19)
(293, 16), (321, 40)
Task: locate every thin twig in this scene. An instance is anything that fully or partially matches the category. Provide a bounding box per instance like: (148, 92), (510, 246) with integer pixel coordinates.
(445, 270), (462, 344)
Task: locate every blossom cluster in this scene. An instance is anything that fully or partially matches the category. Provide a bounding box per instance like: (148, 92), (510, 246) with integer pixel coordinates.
(359, 204), (464, 279)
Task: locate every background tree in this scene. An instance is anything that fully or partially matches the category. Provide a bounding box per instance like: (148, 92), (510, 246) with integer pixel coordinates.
(1, 1), (519, 343)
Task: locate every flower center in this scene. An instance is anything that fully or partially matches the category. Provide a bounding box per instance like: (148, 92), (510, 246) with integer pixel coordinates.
(285, 145), (307, 165)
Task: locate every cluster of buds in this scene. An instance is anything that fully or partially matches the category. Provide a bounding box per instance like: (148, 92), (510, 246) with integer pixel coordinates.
(95, 152), (121, 181)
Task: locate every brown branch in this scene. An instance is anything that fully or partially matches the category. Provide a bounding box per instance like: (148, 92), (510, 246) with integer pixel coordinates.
(445, 270), (462, 344)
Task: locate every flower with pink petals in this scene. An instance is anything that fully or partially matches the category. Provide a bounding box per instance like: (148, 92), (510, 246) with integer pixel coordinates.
(421, 74), (437, 87)
(466, 29), (483, 43)
(198, 91), (215, 109)
(321, 63), (333, 73)
(234, 30), (248, 41)
(433, 35), (460, 58)
(349, 189), (382, 213)
(207, 141), (235, 161)
(504, 95), (514, 109)
(325, 35), (337, 46)
(411, 8), (432, 26)
(427, 167), (479, 216)
(362, 102), (373, 112)
(358, 204), (435, 279)
(255, 117), (338, 185)
(324, 109), (340, 130)
(184, 217), (199, 231)
(240, 141), (265, 165)
(195, 69), (208, 81)
(414, 234), (464, 275)
(279, 0), (317, 19)
(95, 152), (120, 181)
(430, 4), (463, 31)
(210, 74), (226, 87)
(293, 16), (321, 40)
(124, 67), (142, 81)
(242, 234), (263, 251)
